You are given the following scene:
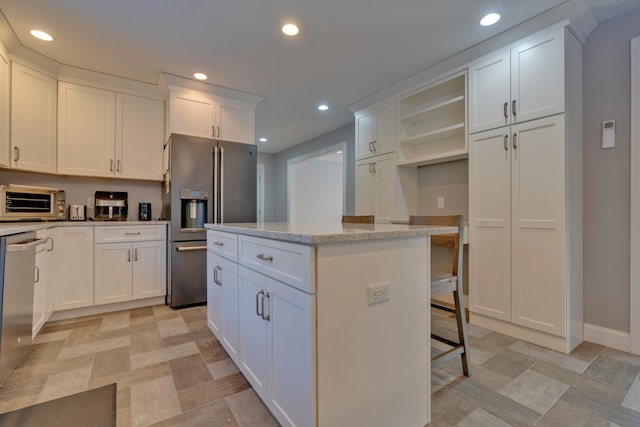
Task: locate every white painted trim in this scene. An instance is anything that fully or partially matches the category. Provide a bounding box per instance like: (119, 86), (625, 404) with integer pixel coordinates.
(630, 36), (640, 355)
(584, 323), (631, 353)
(257, 163), (265, 223)
(48, 296), (166, 322)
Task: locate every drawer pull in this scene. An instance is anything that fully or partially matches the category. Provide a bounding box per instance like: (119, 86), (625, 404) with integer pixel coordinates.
(125, 232), (141, 236)
(214, 241), (224, 246)
(256, 253), (273, 262)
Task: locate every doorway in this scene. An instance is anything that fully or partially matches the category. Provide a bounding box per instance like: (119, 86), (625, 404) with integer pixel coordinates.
(288, 142), (346, 224)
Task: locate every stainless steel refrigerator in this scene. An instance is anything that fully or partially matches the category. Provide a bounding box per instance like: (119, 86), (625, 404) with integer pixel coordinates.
(162, 133), (257, 308)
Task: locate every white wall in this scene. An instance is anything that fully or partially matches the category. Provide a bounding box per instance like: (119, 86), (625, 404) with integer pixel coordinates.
(291, 156), (343, 224)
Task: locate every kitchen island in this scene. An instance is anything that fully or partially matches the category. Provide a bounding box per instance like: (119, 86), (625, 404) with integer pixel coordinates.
(205, 222), (457, 427)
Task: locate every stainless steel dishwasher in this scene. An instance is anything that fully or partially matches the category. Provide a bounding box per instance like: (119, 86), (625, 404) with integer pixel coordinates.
(0, 231), (47, 385)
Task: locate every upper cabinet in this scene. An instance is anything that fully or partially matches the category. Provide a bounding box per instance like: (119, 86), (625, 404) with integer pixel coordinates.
(468, 28), (565, 134)
(58, 81), (164, 180)
(396, 71), (467, 167)
(10, 62), (57, 173)
(0, 44), (8, 168)
(167, 89), (255, 144)
(355, 99), (395, 161)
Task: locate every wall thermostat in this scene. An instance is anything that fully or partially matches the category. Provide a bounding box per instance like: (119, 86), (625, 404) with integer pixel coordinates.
(602, 120), (615, 149)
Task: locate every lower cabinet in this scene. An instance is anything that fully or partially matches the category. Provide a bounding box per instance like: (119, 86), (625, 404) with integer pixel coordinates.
(50, 226), (94, 311)
(33, 229), (53, 338)
(94, 226), (166, 305)
(207, 251), (240, 363)
(238, 266), (315, 427)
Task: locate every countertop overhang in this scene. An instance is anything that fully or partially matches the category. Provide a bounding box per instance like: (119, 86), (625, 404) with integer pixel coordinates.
(205, 222), (457, 245)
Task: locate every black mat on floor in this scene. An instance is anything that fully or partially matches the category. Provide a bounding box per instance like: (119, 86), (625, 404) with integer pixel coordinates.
(0, 383), (116, 427)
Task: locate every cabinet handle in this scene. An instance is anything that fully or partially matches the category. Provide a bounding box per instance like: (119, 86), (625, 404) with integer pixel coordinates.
(503, 102), (508, 119)
(504, 135), (509, 151)
(47, 237), (54, 252)
(214, 241), (224, 247)
(372, 140), (377, 152)
(110, 159), (114, 172)
(512, 100), (517, 117)
(134, 248), (138, 261)
(368, 141), (372, 152)
(34, 266), (40, 283)
(217, 126), (221, 139)
(256, 289), (264, 317)
(262, 292), (271, 321)
(125, 232), (141, 236)
(256, 253), (273, 262)
(117, 159), (121, 172)
(372, 162), (377, 173)
(13, 147), (19, 161)
(212, 126), (215, 138)
(127, 249), (131, 262)
(513, 133), (518, 149)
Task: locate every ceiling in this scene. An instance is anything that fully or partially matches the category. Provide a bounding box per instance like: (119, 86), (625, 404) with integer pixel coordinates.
(0, 0), (639, 154)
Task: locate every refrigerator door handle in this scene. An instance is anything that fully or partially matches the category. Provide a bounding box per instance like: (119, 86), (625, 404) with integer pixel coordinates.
(213, 146), (219, 224)
(220, 146), (225, 223)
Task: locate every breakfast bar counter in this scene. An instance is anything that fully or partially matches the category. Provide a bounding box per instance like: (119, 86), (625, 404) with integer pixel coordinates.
(205, 222), (456, 427)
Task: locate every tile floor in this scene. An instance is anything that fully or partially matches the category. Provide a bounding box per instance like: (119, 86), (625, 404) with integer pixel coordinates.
(1, 304), (640, 426)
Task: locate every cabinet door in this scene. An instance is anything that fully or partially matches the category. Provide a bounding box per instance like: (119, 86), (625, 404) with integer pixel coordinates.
(94, 242), (133, 305)
(372, 153), (394, 224)
(238, 266), (268, 399)
(468, 50), (511, 134)
(208, 252), (240, 362)
(33, 239), (48, 338)
(217, 99), (254, 144)
(51, 227), (94, 311)
(511, 115), (566, 335)
(11, 62), (57, 173)
(355, 109), (374, 160)
(373, 99), (396, 156)
(169, 91), (216, 139)
(267, 278), (316, 427)
(116, 94), (164, 180)
(511, 30), (564, 124)
(355, 159), (375, 216)
(0, 47), (9, 167)
(207, 251), (224, 336)
(468, 127), (511, 321)
(132, 241), (166, 300)
(58, 82), (116, 177)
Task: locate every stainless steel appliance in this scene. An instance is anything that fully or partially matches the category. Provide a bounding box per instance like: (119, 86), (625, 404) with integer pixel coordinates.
(0, 185), (66, 221)
(69, 204), (86, 221)
(162, 133), (257, 308)
(138, 202), (152, 221)
(0, 231), (48, 385)
(95, 191), (127, 221)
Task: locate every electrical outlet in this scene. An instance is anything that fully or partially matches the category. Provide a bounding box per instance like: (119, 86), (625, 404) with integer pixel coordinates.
(437, 196), (445, 209)
(367, 283), (390, 305)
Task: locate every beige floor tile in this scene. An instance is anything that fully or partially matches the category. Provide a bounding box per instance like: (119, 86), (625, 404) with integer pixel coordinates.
(5, 353), (95, 385)
(584, 355), (640, 390)
(0, 395), (38, 413)
(457, 408), (512, 426)
(151, 399), (238, 427)
(57, 336), (131, 360)
(91, 346), (131, 380)
(33, 329), (72, 344)
(64, 324), (102, 346)
(130, 375), (182, 427)
(536, 399), (611, 427)
(130, 328), (164, 356)
(499, 369), (569, 414)
(622, 374), (640, 411)
(225, 389), (278, 427)
(169, 354), (213, 390)
(177, 372), (250, 413)
(157, 317), (189, 338)
(130, 342), (199, 370)
(209, 358), (239, 379)
(89, 361), (171, 391)
(36, 365), (93, 403)
(100, 310), (131, 332)
(509, 340), (590, 373)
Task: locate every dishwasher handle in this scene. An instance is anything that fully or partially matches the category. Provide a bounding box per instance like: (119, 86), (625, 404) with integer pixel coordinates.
(6, 237), (50, 253)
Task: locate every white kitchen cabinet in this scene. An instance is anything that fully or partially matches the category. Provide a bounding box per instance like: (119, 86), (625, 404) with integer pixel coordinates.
(33, 229), (52, 338)
(355, 99), (395, 161)
(57, 81), (116, 177)
(116, 93), (164, 180)
(50, 226), (94, 311)
(468, 27), (564, 134)
(207, 250), (240, 363)
(396, 71), (467, 166)
(10, 62), (57, 173)
(238, 266), (315, 427)
(94, 225), (166, 305)
(168, 89), (255, 144)
(355, 153), (416, 223)
(0, 43), (10, 168)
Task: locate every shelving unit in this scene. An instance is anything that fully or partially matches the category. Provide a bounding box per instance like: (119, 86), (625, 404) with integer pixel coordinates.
(397, 71), (467, 167)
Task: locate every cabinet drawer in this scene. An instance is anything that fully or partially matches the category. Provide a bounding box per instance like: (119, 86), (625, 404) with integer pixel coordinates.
(207, 230), (238, 262)
(239, 235), (315, 293)
(95, 225), (166, 243)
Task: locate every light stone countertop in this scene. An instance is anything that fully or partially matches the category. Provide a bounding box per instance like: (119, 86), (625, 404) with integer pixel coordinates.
(0, 220), (169, 237)
(205, 222), (457, 245)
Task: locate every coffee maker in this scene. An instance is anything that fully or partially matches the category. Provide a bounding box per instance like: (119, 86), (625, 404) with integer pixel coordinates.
(95, 191), (128, 221)
(180, 189), (208, 229)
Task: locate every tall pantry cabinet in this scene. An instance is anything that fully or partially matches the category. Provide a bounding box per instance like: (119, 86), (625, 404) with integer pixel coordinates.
(468, 26), (583, 353)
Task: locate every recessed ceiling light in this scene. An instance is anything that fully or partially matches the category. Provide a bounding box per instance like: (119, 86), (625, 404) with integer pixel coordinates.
(30, 29), (53, 42)
(282, 24), (299, 36)
(193, 72), (207, 80)
(259, 137), (268, 142)
(318, 104), (329, 111)
(480, 13), (501, 26)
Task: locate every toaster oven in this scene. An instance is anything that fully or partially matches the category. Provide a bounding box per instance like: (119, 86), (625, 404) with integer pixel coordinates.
(0, 185), (66, 221)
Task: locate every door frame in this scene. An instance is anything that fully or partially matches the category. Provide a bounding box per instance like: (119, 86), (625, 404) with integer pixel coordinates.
(257, 163), (265, 223)
(287, 142), (347, 222)
(630, 36), (640, 354)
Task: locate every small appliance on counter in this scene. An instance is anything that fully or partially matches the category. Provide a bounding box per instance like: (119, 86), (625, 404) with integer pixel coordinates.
(94, 191), (127, 221)
(68, 204), (86, 221)
(0, 185), (66, 221)
(138, 202), (151, 221)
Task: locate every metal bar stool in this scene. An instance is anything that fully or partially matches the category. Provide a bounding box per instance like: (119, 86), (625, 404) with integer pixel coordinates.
(409, 214), (471, 376)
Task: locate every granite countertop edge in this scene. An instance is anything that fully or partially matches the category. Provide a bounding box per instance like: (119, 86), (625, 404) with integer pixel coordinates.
(205, 223), (458, 245)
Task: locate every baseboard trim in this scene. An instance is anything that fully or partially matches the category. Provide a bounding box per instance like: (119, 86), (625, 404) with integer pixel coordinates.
(583, 323), (630, 352)
(49, 296), (166, 322)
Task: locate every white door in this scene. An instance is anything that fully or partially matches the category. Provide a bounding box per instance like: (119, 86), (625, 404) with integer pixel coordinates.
(468, 50), (511, 134)
(51, 227), (94, 311)
(94, 242), (132, 305)
(373, 100), (396, 156)
(469, 127), (512, 321)
(132, 241), (166, 299)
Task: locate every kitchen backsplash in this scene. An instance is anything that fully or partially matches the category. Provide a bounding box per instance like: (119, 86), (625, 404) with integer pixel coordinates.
(0, 170), (163, 220)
